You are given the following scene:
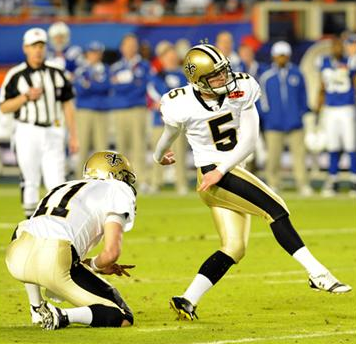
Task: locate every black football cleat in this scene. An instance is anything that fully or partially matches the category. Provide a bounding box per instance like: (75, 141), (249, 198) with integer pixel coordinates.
(169, 296), (198, 321)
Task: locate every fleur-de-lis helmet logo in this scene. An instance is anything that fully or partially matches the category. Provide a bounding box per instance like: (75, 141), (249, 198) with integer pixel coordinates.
(105, 153), (123, 167)
(185, 59), (197, 76)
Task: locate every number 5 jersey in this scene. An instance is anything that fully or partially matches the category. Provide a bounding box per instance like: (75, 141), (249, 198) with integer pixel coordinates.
(160, 73), (261, 169)
(17, 179), (136, 259)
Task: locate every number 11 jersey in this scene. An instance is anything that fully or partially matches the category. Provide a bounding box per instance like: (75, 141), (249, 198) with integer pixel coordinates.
(160, 73), (261, 168)
(18, 179), (136, 259)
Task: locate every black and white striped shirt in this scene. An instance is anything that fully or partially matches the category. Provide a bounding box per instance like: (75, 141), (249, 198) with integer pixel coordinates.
(0, 61), (74, 126)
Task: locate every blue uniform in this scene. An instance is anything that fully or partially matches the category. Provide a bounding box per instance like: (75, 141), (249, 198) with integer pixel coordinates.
(259, 63), (309, 131)
(317, 55), (356, 181)
(73, 62), (111, 111)
(47, 45), (83, 73)
(318, 56), (356, 106)
(147, 69), (186, 126)
(109, 56), (150, 110)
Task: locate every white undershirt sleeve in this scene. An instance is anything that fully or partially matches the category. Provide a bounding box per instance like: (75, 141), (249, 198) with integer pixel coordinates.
(153, 124), (181, 163)
(105, 213), (126, 226)
(216, 104), (260, 175)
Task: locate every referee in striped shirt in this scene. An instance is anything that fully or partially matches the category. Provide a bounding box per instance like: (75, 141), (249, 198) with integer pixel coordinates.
(0, 27), (79, 218)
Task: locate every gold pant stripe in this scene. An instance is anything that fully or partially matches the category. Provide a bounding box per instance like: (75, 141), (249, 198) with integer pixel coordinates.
(198, 165), (289, 224)
(211, 207), (251, 262)
(6, 232), (121, 310)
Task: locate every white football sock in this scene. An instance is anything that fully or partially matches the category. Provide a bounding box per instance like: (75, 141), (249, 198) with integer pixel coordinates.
(292, 246), (328, 276)
(64, 306), (93, 325)
(25, 283), (43, 307)
(183, 273), (213, 305)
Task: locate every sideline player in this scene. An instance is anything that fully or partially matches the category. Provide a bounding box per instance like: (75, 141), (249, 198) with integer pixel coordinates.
(315, 37), (356, 196)
(153, 43), (352, 320)
(0, 27), (78, 218)
(6, 151), (136, 330)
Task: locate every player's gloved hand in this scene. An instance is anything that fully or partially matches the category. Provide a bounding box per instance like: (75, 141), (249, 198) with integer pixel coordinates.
(98, 264), (135, 277)
(198, 169), (223, 192)
(111, 264), (136, 277)
(83, 258), (135, 277)
(159, 150), (176, 165)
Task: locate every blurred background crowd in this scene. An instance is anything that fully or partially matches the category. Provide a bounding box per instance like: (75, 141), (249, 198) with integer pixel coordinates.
(1, 0), (356, 198)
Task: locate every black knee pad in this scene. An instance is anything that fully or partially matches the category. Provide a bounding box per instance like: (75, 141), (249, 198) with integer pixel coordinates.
(89, 304), (134, 327)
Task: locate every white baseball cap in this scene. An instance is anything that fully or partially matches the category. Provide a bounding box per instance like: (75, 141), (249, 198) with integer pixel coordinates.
(271, 41), (292, 57)
(23, 28), (47, 46)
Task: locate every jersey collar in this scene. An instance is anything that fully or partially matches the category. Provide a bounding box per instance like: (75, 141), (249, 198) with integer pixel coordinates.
(193, 88), (225, 111)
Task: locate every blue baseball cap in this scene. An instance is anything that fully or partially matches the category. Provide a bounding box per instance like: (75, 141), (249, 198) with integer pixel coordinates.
(85, 41), (105, 52)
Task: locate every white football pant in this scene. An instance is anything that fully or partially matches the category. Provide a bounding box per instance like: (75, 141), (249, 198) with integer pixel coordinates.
(323, 105), (356, 152)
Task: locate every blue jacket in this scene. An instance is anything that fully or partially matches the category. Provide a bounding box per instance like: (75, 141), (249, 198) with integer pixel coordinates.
(73, 62), (111, 111)
(147, 69), (186, 126)
(109, 55), (149, 109)
(259, 63), (309, 131)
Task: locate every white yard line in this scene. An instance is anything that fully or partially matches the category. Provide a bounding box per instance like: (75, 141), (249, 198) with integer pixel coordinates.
(126, 227), (356, 244)
(2, 267), (353, 291)
(0, 223), (16, 229)
(137, 325), (202, 332)
(190, 330), (356, 344)
(263, 279), (306, 284)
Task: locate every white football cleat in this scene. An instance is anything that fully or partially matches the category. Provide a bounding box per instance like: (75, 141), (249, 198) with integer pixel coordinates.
(30, 305), (42, 325)
(309, 272), (352, 293)
(37, 301), (69, 330)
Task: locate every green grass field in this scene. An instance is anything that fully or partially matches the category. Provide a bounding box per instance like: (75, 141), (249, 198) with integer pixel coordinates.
(0, 184), (355, 344)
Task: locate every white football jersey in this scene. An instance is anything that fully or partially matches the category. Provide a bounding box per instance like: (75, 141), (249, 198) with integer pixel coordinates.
(160, 73), (261, 168)
(19, 179), (136, 259)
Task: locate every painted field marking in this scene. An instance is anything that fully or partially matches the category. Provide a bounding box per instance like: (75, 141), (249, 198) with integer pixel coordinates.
(137, 325), (202, 332)
(190, 330), (356, 344)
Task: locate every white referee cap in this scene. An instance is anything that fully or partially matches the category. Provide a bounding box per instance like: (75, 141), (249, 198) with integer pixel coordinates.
(271, 41), (292, 57)
(23, 28), (47, 46)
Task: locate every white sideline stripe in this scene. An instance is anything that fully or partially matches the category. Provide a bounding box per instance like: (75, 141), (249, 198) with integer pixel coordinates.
(138, 325), (202, 332)
(190, 330), (356, 344)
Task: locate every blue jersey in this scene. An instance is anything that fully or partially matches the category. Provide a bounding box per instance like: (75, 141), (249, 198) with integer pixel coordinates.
(147, 69), (186, 126)
(318, 56), (356, 106)
(73, 62), (111, 111)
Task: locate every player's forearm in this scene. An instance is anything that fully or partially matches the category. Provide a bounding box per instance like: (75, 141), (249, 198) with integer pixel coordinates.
(0, 94), (27, 113)
(216, 105), (260, 175)
(94, 248), (121, 268)
(91, 222), (123, 270)
(153, 124), (180, 163)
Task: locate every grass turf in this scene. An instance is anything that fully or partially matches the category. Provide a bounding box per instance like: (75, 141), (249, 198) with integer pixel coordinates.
(0, 184), (355, 344)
